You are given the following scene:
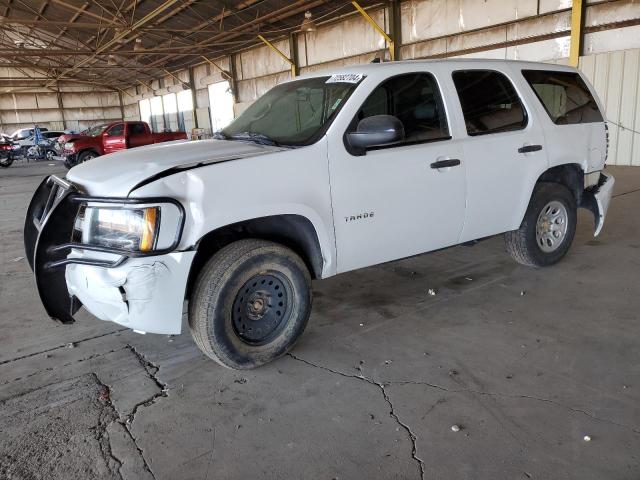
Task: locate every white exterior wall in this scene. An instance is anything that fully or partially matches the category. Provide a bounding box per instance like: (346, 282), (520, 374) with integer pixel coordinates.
(1, 1), (638, 164)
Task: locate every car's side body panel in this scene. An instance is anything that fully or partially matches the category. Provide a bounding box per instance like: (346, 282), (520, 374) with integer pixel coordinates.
(130, 138), (338, 278)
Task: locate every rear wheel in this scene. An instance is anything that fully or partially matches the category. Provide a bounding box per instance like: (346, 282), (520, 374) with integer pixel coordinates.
(45, 150), (56, 161)
(0, 157), (13, 168)
(505, 182), (577, 267)
(189, 239), (312, 369)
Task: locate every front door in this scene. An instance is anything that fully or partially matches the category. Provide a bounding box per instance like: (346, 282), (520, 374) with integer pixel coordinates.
(103, 123), (126, 154)
(329, 72), (467, 273)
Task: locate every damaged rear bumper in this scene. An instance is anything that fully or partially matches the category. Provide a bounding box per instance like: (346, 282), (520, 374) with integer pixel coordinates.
(582, 171), (615, 236)
(24, 175), (193, 334)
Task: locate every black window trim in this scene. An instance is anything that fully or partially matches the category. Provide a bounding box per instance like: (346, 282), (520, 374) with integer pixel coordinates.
(343, 71), (453, 156)
(107, 123), (125, 136)
(520, 68), (603, 126)
(452, 68), (530, 137)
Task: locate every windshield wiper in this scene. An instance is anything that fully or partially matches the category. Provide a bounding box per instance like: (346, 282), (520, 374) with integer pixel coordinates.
(212, 131), (228, 140)
(229, 131), (279, 146)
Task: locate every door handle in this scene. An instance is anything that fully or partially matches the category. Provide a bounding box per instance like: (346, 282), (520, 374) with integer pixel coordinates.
(518, 144), (542, 154)
(430, 159), (461, 169)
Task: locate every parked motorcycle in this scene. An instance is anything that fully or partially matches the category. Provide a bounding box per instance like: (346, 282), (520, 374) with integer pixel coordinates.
(0, 135), (16, 168)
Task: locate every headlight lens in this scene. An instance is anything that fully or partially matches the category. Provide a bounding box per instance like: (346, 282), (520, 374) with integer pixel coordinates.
(64, 142), (75, 150)
(73, 206), (160, 252)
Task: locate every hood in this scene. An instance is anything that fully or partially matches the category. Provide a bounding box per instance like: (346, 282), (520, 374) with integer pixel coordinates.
(66, 139), (284, 197)
(59, 133), (83, 142)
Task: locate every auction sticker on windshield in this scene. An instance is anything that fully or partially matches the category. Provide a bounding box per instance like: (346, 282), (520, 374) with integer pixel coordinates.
(326, 73), (364, 84)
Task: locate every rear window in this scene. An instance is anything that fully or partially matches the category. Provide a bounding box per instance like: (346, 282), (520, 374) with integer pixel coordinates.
(129, 123), (146, 135)
(522, 70), (603, 125)
(452, 70), (527, 136)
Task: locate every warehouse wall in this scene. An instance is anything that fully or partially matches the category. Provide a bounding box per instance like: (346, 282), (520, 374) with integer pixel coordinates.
(2, 0), (638, 164)
(0, 72), (124, 134)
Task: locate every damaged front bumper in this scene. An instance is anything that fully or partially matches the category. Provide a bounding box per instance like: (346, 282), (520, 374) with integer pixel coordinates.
(24, 175), (194, 334)
(582, 171), (615, 236)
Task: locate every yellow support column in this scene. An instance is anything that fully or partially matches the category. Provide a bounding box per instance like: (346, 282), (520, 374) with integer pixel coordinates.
(258, 35), (297, 78)
(352, 1), (395, 61)
(569, 0), (584, 67)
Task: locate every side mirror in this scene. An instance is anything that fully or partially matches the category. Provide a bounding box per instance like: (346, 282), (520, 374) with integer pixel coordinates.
(346, 115), (404, 150)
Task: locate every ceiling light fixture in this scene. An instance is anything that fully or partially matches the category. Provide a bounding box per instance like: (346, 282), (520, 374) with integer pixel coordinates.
(134, 38), (144, 52)
(300, 11), (317, 33)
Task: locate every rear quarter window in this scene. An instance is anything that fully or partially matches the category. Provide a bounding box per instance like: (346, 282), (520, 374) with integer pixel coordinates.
(452, 70), (527, 136)
(522, 70), (603, 125)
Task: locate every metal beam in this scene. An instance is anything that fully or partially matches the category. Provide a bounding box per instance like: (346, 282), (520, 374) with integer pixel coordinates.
(569, 0), (585, 67)
(351, 1), (394, 61)
(388, 0), (401, 61)
(188, 66), (198, 128)
(257, 34), (296, 77)
(45, 0), (182, 87)
(289, 32), (299, 77)
(200, 56), (233, 81)
(56, 81), (67, 129)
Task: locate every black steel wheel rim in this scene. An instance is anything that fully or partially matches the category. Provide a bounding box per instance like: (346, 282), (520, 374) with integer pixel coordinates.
(232, 273), (292, 345)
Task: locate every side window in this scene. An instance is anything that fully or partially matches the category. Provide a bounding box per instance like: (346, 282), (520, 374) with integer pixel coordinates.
(108, 124), (124, 136)
(522, 70), (603, 125)
(354, 73), (450, 145)
(129, 123), (146, 135)
(452, 70), (527, 136)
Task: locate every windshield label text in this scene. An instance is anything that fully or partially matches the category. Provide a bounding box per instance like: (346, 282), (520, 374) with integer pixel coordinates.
(326, 74), (364, 84)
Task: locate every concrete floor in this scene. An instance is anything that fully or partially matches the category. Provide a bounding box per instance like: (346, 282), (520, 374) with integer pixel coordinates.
(1, 160), (639, 480)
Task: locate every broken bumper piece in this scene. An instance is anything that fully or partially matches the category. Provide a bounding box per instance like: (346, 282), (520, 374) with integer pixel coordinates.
(24, 175), (192, 334)
(583, 171), (615, 236)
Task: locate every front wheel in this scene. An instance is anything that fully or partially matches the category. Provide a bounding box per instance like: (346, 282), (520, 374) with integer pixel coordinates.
(78, 150), (98, 163)
(0, 157), (14, 168)
(189, 239), (312, 369)
(505, 182), (577, 267)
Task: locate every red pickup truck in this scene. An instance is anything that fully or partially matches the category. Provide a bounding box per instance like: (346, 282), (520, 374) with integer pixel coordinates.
(57, 121), (187, 168)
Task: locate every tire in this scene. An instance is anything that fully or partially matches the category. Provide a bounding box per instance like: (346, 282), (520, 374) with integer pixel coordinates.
(505, 182), (577, 267)
(189, 239), (312, 369)
(64, 158), (75, 169)
(78, 150), (98, 164)
(45, 150), (56, 161)
(0, 157), (13, 168)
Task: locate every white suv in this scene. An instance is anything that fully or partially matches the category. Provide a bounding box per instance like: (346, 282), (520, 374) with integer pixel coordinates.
(25, 59), (614, 369)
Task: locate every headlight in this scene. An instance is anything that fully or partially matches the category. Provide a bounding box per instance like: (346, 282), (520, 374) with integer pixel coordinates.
(72, 202), (182, 253)
(64, 142), (75, 150)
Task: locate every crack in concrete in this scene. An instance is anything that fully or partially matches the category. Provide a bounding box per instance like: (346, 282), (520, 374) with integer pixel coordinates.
(0, 328), (128, 366)
(124, 344), (169, 421)
(90, 372), (124, 480)
(287, 353), (425, 480)
(288, 353), (640, 479)
(1, 347), (128, 387)
(387, 380), (640, 434)
(92, 369), (159, 480)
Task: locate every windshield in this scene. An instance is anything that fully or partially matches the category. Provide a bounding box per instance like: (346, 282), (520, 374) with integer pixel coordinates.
(85, 124), (108, 137)
(221, 76), (361, 146)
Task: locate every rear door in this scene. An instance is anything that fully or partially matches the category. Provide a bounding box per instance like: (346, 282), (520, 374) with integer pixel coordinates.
(127, 122), (149, 148)
(103, 123), (126, 154)
(329, 71), (467, 273)
(451, 69), (549, 242)
(521, 69), (606, 172)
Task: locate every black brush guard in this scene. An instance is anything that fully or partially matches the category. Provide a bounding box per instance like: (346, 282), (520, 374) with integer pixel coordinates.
(24, 175), (185, 324)
(24, 176), (82, 324)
